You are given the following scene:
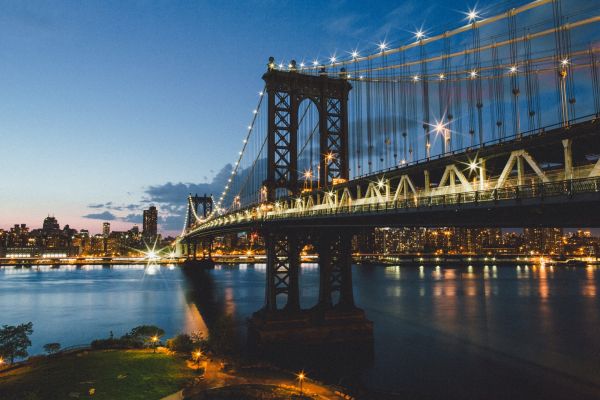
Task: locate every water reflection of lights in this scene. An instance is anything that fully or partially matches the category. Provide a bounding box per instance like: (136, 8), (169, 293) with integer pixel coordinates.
(444, 269), (457, 280)
(254, 263), (267, 271)
(583, 266), (597, 297)
(144, 263), (160, 276)
(301, 263), (319, 271)
(385, 266), (401, 280)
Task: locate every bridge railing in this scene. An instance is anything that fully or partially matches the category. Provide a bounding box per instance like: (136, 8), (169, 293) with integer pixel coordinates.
(184, 176), (600, 234)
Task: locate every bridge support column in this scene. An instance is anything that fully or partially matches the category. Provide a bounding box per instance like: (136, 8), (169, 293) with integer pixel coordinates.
(480, 158), (487, 190)
(249, 229), (372, 350)
(424, 170), (431, 194)
(563, 138), (573, 180)
(517, 156), (525, 186)
(264, 231), (300, 312)
(317, 230), (355, 310)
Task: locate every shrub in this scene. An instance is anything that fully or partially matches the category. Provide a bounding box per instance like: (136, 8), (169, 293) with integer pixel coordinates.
(43, 343), (61, 355)
(166, 334), (194, 354)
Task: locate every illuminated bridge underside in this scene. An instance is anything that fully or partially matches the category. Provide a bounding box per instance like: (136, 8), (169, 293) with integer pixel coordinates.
(185, 119), (600, 236)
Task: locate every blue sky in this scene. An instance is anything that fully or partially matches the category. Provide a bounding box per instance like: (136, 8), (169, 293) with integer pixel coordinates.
(0, 0), (585, 234)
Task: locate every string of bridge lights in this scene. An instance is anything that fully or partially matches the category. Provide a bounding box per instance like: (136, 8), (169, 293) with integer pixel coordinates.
(203, 0), (572, 222)
(213, 86), (266, 214)
(266, 1), (552, 73)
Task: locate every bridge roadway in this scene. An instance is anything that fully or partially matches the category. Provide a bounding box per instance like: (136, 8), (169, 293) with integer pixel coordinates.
(183, 117), (600, 239)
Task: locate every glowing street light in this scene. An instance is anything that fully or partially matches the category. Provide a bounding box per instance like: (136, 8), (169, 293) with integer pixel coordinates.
(297, 371), (306, 395)
(434, 119), (451, 154)
(378, 41), (388, 52)
(468, 159), (480, 172)
(194, 350), (202, 369)
(351, 50), (359, 59)
(151, 335), (159, 353)
(509, 65), (518, 74)
(467, 8), (479, 23)
(329, 55), (337, 64)
(415, 30), (425, 40)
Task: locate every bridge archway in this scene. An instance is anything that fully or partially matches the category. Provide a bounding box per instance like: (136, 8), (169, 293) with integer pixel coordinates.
(297, 97), (321, 192)
(262, 60), (351, 201)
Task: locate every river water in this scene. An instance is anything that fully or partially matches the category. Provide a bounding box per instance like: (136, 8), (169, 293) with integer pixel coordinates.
(1, 263), (599, 399)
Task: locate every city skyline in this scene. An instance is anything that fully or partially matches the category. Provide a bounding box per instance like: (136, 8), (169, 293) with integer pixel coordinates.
(0, 0), (552, 235)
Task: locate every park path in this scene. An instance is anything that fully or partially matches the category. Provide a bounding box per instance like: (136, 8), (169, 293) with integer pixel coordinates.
(161, 357), (347, 400)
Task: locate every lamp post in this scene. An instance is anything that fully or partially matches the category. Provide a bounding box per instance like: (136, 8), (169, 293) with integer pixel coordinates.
(194, 350), (202, 370)
(324, 153), (334, 188)
(151, 335), (159, 353)
(297, 371), (305, 396)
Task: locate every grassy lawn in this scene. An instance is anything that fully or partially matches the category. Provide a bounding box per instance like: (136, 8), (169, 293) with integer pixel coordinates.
(0, 349), (195, 400)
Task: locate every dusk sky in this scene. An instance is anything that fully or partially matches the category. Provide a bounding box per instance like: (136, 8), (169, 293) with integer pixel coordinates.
(0, 0), (569, 234)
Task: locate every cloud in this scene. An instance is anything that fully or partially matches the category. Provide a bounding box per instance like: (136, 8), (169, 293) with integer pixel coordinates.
(122, 213), (143, 223)
(87, 202), (140, 212)
(138, 164), (233, 233)
(87, 164), (233, 234)
(83, 211), (117, 221)
(144, 164), (232, 206)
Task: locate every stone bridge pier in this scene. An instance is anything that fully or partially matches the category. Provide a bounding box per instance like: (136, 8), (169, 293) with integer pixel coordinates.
(248, 228), (373, 348)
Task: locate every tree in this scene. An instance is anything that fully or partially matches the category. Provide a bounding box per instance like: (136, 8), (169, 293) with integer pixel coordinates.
(0, 322), (33, 364)
(166, 334), (194, 354)
(43, 342), (61, 355)
(126, 325), (165, 350)
(128, 325), (165, 341)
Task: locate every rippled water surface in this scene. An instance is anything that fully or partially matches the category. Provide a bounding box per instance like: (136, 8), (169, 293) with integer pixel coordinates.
(1, 263), (599, 399)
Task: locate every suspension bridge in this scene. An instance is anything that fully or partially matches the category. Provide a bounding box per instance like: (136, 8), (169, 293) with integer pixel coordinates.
(176, 0), (600, 346)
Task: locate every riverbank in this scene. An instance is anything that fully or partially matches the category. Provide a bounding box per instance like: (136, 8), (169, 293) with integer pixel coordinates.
(0, 348), (347, 400)
(0, 349), (194, 400)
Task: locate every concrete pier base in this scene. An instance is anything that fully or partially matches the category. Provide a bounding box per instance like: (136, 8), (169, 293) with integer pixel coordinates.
(248, 307), (373, 347)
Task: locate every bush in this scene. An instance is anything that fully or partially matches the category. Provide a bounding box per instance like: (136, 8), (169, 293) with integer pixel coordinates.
(43, 343), (61, 355)
(166, 334), (194, 354)
(128, 325), (165, 342)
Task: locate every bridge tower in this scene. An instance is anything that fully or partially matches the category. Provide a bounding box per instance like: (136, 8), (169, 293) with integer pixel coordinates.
(250, 61), (371, 349)
(263, 58), (351, 201)
(185, 194), (214, 261)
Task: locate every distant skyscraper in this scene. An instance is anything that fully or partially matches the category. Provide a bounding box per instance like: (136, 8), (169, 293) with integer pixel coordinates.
(42, 216), (60, 234)
(102, 222), (110, 237)
(143, 206), (158, 238)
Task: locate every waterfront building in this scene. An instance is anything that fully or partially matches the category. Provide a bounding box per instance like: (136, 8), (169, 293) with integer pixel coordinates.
(42, 216), (60, 234)
(103, 222), (110, 237)
(523, 228), (564, 255)
(143, 206), (158, 239)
